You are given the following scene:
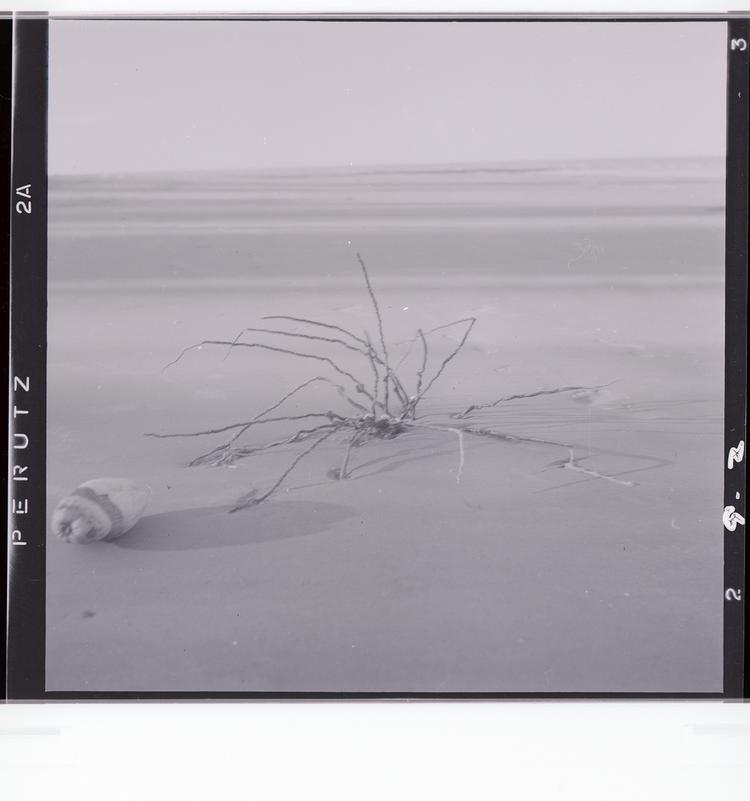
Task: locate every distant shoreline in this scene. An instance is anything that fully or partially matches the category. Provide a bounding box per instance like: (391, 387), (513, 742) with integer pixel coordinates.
(47, 155), (726, 184)
(48, 275), (725, 293)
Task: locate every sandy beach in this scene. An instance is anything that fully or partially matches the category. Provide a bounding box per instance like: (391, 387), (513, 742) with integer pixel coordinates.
(46, 159), (725, 692)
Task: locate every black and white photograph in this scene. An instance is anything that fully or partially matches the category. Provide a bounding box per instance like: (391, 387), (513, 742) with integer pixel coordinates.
(41, 19), (730, 694)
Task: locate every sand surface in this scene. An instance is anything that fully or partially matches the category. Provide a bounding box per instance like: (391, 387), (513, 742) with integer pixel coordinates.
(46, 159), (725, 692)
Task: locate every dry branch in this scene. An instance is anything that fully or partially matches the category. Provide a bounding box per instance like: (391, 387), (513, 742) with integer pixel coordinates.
(356, 253), (392, 413)
(338, 429), (365, 480)
(145, 411), (344, 440)
(412, 317), (476, 413)
(189, 423), (338, 467)
(229, 427), (338, 512)
(246, 376), (366, 427)
(153, 255), (621, 510)
(363, 330), (381, 410)
(162, 338), (375, 403)
(455, 383), (611, 419)
(227, 325), (368, 358)
(560, 448), (635, 487)
(415, 328), (428, 400)
(263, 311), (409, 407)
(263, 315), (371, 350)
(460, 424), (574, 450)
(408, 422), (465, 483)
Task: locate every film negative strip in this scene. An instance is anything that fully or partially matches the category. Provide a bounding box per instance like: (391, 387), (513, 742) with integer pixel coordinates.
(7, 15), (47, 701)
(5, 13), (749, 700)
(724, 18), (749, 699)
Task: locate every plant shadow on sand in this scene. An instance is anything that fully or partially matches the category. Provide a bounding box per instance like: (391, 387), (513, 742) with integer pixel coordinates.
(113, 499), (355, 552)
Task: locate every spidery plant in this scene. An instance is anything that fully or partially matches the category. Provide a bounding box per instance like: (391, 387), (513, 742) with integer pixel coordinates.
(147, 255), (613, 511)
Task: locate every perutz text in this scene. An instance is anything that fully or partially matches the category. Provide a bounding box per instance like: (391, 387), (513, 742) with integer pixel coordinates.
(10, 376), (31, 545)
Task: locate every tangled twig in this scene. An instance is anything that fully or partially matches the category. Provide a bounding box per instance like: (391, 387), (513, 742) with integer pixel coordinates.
(151, 255), (621, 509)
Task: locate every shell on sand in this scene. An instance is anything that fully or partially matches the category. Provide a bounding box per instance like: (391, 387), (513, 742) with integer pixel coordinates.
(51, 478), (150, 545)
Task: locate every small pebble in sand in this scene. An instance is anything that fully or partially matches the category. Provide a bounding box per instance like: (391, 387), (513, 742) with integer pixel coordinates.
(81, 610), (96, 618)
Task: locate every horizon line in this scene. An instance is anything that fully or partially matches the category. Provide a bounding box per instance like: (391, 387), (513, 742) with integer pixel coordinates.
(47, 153), (726, 179)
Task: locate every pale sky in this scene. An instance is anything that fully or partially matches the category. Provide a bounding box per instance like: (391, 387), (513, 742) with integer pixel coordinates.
(49, 20), (728, 174)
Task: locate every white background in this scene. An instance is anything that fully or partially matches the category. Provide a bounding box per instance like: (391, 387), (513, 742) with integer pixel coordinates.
(2, 702), (750, 799)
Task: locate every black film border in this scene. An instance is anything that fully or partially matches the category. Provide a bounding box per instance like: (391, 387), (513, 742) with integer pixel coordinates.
(7, 16), (48, 701)
(724, 19), (750, 700)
